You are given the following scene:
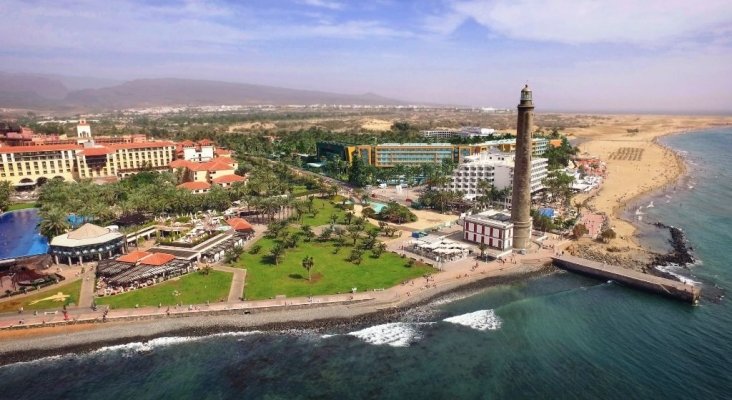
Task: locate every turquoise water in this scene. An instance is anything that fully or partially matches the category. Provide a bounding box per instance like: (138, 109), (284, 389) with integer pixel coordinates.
(370, 201), (387, 213)
(0, 209), (49, 259)
(0, 128), (730, 399)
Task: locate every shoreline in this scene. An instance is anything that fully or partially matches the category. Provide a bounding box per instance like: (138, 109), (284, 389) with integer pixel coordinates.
(0, 264), (555, 365)
(2, 119), (729, 365)
(575, 120), (730, 254)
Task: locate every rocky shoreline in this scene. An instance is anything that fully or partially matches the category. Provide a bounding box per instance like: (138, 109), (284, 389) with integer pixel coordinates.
(0, 264), (556, 366)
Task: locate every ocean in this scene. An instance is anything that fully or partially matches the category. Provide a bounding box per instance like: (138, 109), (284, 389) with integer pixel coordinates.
(1, 128), (730, 399)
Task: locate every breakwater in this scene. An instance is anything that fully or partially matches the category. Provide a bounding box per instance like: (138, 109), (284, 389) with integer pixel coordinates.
(552, 255), (700, 303)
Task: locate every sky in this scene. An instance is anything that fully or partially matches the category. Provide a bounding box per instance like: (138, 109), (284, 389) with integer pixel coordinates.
(1, 0), (731, 112)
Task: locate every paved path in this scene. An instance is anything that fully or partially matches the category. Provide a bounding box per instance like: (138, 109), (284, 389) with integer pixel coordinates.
(212, 265), (247, 302)
(77, 268), (96, 308)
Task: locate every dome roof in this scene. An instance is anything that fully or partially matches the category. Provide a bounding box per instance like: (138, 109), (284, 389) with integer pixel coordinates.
(521, 84), (531, 92)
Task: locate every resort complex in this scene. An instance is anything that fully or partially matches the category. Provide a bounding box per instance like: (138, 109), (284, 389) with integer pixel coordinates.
(0, 85), (628, 333)
(0, 121), (242, 188)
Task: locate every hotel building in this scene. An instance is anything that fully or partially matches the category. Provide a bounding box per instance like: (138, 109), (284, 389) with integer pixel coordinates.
(315, 138), (548, 169)
(0, 141), (176, 186)
(0, 122), (240, 189)
(447, 151), (549, 202)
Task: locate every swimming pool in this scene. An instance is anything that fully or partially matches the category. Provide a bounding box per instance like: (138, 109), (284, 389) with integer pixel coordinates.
(0, 209), (49, 259)
(369, 202), (388, 213)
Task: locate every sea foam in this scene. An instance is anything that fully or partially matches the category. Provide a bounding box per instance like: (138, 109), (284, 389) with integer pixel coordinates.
(348, 322), (421, 347)
(655, 265), (701, 286)
(443, 310), (502, 332)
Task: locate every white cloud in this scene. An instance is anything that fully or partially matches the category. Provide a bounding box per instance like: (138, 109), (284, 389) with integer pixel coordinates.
(448, 0), (732, 46)
(299, 0), (343, 11)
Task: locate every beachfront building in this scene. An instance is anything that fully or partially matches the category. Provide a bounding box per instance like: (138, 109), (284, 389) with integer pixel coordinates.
(447, 151), (549, 202)
(49, 223), (126, 265)
(95, 251), (197, 295)
(462, 210), (514, 252)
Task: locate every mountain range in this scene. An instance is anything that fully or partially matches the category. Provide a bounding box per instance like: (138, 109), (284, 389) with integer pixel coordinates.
(0, 72), (404, 111)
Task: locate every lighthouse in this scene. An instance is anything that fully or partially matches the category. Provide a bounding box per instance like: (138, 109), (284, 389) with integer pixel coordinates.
(510, 85), (534, 251)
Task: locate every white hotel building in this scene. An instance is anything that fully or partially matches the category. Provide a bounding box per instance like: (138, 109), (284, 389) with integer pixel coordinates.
(447, 151), (548, 203)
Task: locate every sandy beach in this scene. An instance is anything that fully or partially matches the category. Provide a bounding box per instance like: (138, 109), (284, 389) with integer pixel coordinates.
(565, 114), (732, 252)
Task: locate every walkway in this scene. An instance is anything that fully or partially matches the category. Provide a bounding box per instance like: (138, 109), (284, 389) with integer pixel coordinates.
(77, 267), (96, 308)
(212, 265), (247, 303)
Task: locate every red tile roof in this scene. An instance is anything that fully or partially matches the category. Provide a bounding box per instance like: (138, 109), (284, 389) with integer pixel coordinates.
(81, 146), (112, 156)
(212, 174), (246, 184)
(177, 181), (211, 191)
(179, 140), (196, 147)
(108, 141), (175, 150)
(170, 159), (189, 169)
(139, 252), (176, 266)
(227, 217), (253, 231)
(187, 158), (235, 172)
(117, 251), (152, 263)
(197, 139), (214, 145)
(0, 144), (79, 153)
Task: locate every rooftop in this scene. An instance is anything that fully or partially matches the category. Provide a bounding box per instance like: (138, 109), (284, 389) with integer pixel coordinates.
(212, 174), (246, 184)
(227, 217), (253, 231)
(177, 181), (211, 191)
(465, 210), (514, 227)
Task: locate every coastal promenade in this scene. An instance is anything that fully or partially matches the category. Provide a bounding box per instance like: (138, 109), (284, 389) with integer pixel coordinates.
(0, 235), (568, 335)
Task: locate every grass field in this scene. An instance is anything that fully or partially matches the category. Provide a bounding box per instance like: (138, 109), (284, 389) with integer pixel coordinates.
(7, 202), (37, 211)
(236, 234), (434, 300)
(299, 198), (349, 227)
(96, 271), (232, 309)
(0, 279), (82, 312)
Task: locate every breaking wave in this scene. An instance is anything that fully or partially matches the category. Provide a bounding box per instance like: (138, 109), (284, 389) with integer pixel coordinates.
(348, 323), (423, 347)
(443, 310), (502, 332)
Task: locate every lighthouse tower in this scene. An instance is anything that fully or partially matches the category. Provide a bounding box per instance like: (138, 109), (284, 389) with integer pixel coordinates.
(510, 85), (534, 251)
(77, 119), (91, 138)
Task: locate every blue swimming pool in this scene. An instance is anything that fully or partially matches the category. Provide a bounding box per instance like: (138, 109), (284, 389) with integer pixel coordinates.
(369, 202), (388, 213)
(0, 208), (49, 259)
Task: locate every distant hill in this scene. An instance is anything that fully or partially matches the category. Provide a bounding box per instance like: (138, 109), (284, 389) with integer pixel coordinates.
(0, 73), (405, 110)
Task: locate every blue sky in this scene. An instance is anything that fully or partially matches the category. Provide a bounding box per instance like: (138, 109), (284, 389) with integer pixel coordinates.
(1, 0), (731, 112)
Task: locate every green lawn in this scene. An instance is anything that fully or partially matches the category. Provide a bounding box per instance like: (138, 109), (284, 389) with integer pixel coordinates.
(96, 271), (232, 309)
(7, 202), (37, 211)
(0, 279), (82, 312)
(299, 198), (350, 227)
(235, 234), (434, 300)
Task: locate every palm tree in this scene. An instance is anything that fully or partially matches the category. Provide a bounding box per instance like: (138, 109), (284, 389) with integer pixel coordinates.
(301, 225), (314, 242)
(478, 243), (488, 260)
(38, 208), (70, 239)
(301, 256), (315, 281)
(269, 242), (286, 265)
(372, 242), (386, 258)
(347, 225), (361, 246)
(329, 213), (338, 228)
